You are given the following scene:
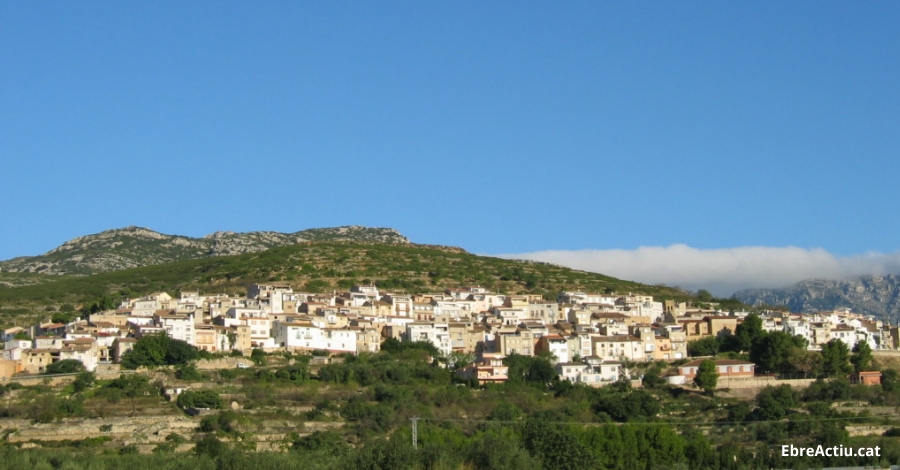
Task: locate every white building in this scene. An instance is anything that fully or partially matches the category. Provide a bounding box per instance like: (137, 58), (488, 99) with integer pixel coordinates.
(272, 320), (357, 353)
(405, 323), (451, 356)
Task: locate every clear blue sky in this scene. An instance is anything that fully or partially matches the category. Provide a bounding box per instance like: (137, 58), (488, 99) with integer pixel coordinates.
(2, 2), (898, 262)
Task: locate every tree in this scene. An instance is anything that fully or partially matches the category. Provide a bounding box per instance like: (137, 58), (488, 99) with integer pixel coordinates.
(850, 341), (873, 373)
(696, 290), (713, 302)
(503, 354), (558, 388)
(786, 347), (821, 378)
(642, 367), (663, 388)
(107, 374), (154, 415)
(194, 434), (227, 458)
(44, 359), (85, 375)
(51, 311), (77, 325)
(755, 384), (796, 420)
(751, 331), (804, 374)
(882, 368), (898, 392)
(121, 333), (199, 369)
(72, 371), (95, 393)
(820, 339), (852, 376)
(694, 360), (718, 395)
(687, 337), (720, 357)
(177, 389), (224, 410)
(522, 420), (598, 469)
(734, 313), (765, 352)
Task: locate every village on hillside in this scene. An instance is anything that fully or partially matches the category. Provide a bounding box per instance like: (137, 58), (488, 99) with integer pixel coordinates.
(1, 285), (894, 388)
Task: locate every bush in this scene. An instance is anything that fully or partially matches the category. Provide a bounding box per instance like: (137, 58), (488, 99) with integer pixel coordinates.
(175, 363), (205, 381)
(45, 360), (85, 375)
(72, 372), (95, 393)
(194, 434), (226, 458)
(199, 411), (239, 434)
(177, 390), (225, 410)
(250, 349), (267, 366)
(293, 430), (346, 454)
(121, 334), (199, 369)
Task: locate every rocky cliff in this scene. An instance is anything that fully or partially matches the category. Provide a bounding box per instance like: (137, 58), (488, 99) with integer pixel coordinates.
(733, 274), (900, 323)
(0, 225), (409, 275)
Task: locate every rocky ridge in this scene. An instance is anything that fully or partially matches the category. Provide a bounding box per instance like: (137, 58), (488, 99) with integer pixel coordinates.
(733, 274), (900, 324)
(0, 225), (410, 275)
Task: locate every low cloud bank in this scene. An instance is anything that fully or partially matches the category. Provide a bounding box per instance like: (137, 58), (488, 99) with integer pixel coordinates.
(499, 245), (900, 297)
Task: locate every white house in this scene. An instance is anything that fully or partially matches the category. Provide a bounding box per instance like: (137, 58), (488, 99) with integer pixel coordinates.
(272, 320), (357, 353)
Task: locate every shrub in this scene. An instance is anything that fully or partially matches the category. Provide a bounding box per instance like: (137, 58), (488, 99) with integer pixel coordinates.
(195, 434), (226, 457)
(250, 349), (267, 366)
(121, 334), (199, 369)
(177, 390), (224, 410)
(45, 359), (85, 375)
(72, 371), (95, 393)
(175, 363), (205, 381)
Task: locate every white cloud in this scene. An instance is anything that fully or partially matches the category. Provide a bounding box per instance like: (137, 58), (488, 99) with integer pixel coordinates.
(498, 245), (900, 297)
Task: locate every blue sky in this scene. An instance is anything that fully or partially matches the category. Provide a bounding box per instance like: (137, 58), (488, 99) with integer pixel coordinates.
(2, 3), (898, 293)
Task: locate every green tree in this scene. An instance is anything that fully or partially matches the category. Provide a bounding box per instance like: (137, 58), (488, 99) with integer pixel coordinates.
(735, 313), (765, 352)
(696, 289), (713, 302)
(51, 311), (77, 324)
(786, 347), (822, 378)
(292, 430), (346, 454)
(194, 434), (227, 458)
(755, 384), (796, 420)
(882, 368), (898, 392)
(106, 373), (154, 415)
(751, 331), (805, 373)
(177, 390), (225, 410)
(250, 348), (267, 366)
(642, 366), (663, 388)
(121, 333), (199, 369)
(45, 359), (86, 375)
(522, 420), (598, 469)
(694, 360), (718, 395)
(175, 363), (205, 381)
(72, 371), (95, 393)
(850, 341), (873, 373)
(820, 339), (852, 376)
(687, 336), (720, 357)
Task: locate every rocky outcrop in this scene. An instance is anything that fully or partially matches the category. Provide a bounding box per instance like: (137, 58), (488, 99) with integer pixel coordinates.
(0, 226), (410, 275)
(734, 274), (900, 323)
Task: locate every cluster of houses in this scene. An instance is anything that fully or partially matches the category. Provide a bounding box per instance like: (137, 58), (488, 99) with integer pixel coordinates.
(1, 284), (896, 387)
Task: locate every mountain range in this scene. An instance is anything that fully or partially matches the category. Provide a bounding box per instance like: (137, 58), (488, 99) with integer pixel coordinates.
(0, 226), (410, 276)
(733, 274), (900, 323)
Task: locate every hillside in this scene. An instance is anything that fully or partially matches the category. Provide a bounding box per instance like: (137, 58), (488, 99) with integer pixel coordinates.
(733, 274), (900, 323)
(0, 241), (691, 326)
(0, 226), (410, 275)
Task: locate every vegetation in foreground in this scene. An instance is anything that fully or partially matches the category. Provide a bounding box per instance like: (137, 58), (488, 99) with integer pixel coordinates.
(1, 341), (899, 470)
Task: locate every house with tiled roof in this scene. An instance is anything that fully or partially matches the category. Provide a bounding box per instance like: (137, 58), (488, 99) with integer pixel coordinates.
(677, 359), (755, 379)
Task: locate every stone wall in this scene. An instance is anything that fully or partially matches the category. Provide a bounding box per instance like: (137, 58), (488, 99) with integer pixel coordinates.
(195, 357), (253, 370)
(716, 376), (818, 389)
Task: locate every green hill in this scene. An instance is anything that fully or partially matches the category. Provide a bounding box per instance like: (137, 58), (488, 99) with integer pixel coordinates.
(0, 225), (410, 276)
(0, 241), (691, 326)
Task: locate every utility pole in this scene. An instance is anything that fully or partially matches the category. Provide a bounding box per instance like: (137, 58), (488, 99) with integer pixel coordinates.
(410, 417), (420, 449)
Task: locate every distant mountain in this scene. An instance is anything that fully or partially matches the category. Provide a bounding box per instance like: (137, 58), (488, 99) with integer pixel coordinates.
(0, 226), (410, 275)
(733, 274), (900, 323)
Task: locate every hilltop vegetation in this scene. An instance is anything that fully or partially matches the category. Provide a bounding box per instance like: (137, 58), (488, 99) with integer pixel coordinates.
(0, 241), (691, 326)
(0, 225), (410, 276)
